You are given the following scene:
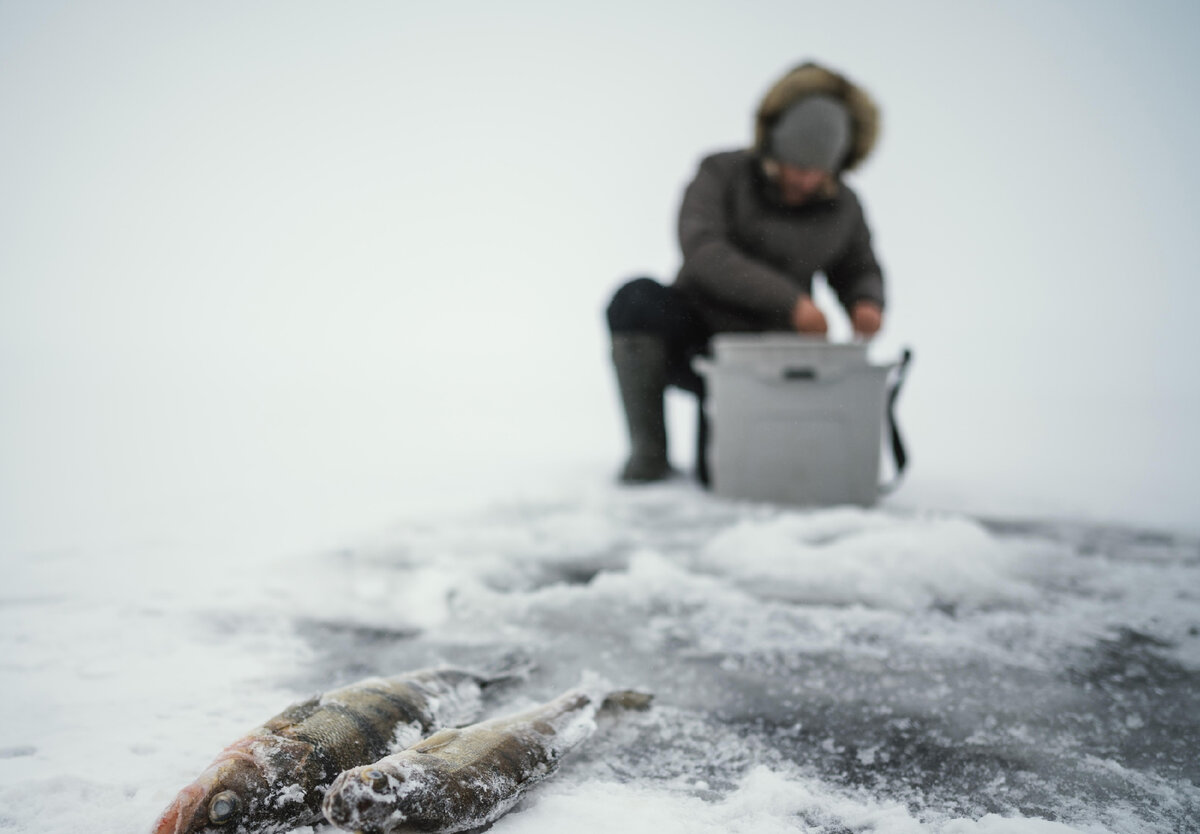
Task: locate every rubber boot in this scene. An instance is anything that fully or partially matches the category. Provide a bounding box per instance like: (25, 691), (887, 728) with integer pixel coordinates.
(611, 333), (672, 483)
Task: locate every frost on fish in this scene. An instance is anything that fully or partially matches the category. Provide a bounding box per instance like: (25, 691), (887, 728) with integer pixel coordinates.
(414, 673), (487, 729)
(271, 782), (307, 809)
(390, 720), (427, 752)
(151, 668), (496, 834)
(323, 687), (651, 834)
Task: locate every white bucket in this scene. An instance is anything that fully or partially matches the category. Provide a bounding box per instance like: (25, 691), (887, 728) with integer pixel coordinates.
(695, 335), (910, 507)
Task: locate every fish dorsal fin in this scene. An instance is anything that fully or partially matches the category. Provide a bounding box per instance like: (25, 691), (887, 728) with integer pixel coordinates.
(600, 690), (654, 714)
(262, 695), (322, 732)
(412, 728), (460, 754)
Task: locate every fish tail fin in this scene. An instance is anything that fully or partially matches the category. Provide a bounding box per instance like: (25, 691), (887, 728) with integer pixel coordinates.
(599, 690), (654, 714)
(477, 649), (537, 689)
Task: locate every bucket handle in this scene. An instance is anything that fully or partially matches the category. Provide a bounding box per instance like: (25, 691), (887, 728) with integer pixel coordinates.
(878, 348), (913, 495)
(777, 366), (856, 384)
(781, 366), (817, 380)
(695, 359), (850, 384)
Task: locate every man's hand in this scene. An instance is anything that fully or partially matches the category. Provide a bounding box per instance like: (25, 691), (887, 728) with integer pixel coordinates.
(791, 295), (828, 335)
(851, 301), (883, 339)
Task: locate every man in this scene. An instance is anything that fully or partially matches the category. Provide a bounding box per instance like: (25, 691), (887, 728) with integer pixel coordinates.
(606, 61), (886, 484)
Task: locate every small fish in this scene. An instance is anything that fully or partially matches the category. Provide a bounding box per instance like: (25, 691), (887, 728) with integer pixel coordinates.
(152, 667), (512, 834)
(322, 688), (651, 834)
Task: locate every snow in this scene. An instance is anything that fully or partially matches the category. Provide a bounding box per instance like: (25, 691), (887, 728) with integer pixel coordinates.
(2, 1), (1200, 833)
(3, 481), (1198, 833)
(695, 511), (1042, 610)
(493, 766), (1125, 834)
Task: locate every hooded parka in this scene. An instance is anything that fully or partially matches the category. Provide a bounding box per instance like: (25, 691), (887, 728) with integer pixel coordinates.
(672, 62), (884, 333)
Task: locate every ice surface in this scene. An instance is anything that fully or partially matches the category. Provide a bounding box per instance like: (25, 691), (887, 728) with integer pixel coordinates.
(3, 481), (1198, 834)
(694, 511), (1043, 610)
(488, 766), (1111, 834)
(3, 2), (1200, 833)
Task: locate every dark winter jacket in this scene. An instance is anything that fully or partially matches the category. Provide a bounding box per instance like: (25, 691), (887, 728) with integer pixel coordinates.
(672, 62), (885, 333)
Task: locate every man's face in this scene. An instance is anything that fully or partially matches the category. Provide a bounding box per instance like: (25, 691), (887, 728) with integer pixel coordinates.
(776, 163), (834, 206)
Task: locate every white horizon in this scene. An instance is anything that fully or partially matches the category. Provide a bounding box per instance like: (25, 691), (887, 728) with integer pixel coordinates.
(2, 0), (1198, 559)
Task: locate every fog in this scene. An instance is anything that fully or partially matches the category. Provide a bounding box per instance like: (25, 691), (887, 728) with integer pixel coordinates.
(3, 0), (1199, 557)
(4, 6), (1200, 834)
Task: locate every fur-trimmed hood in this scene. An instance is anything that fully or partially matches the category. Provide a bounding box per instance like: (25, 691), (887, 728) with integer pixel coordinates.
(753, 61), (880, 172)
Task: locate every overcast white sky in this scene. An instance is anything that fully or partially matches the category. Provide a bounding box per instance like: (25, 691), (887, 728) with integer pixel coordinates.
(2, 0), (1198, 557)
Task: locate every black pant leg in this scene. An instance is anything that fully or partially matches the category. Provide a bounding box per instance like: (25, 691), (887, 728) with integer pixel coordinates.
(607, 277), (711, 394)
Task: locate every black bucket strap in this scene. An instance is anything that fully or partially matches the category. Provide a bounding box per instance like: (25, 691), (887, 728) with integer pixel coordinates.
(879, 348), (913, 495)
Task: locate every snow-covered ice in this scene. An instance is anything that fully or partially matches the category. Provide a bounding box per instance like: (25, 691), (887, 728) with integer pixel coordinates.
(4, 2), (1200, 833)
(2, 479), (1197, 833)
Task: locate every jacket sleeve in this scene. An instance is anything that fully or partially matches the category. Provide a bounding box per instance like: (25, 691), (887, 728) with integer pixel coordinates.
(677, 155), (802, 322)
(825, 193), (885, 314)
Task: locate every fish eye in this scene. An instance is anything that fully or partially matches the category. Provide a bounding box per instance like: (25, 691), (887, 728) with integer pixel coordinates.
(362, 769), (388, 790)
(208, 790), (241, 825)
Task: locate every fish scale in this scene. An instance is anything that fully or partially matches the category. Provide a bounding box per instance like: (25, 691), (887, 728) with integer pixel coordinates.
(323, 688), (651, 834)
(291, 701), (398, 775)
(151, 668), (502, 834)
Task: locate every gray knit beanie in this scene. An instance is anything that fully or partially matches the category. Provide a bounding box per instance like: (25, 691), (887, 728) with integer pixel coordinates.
(768, 94), (852, 173)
